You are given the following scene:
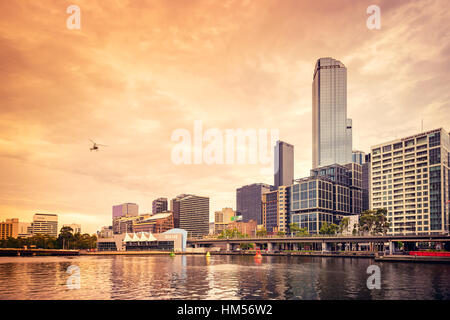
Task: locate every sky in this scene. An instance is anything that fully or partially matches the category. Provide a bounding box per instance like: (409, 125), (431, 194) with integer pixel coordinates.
(0, 0), (449, 234)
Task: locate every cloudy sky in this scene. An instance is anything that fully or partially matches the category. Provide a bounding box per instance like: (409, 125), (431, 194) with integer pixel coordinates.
(1, 0), (449, 234)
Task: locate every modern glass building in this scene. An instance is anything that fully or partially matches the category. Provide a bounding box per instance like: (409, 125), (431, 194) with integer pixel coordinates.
(274, 141), (294, 188)
(312, 57), (352, 169)
(370, 128), (450, 235)
(290, 163), (362, 234)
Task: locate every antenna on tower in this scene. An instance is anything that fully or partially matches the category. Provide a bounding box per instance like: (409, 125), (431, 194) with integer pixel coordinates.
(421, 119), (424, 132)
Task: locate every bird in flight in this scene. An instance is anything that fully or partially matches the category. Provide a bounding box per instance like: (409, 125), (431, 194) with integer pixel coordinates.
(90, 139), (107, 151)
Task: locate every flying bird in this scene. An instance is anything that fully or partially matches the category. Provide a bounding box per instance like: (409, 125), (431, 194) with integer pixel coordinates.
(90, 139), (107, 151)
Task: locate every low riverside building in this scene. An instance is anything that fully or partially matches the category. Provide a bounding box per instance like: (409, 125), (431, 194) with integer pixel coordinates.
(214, 208), (235, 234)
(132, 212), (174, 234)
(97, 229), (187, 252)
(227, 219), (257, 237)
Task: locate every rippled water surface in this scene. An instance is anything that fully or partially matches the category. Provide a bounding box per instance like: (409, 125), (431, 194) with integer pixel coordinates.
(0, 255), (449, 300)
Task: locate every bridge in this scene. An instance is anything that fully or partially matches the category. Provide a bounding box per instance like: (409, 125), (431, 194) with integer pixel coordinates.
(0, 248), (80, 256)
(188, 234), (450, 254)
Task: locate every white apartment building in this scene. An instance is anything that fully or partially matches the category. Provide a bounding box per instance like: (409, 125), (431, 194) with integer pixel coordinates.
(370, 128), (449, 235)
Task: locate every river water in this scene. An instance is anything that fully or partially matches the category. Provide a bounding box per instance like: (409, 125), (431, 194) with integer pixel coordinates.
(0, 255), (449, 300)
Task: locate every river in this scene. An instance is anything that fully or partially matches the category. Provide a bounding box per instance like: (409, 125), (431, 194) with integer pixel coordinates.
(0, 255), (449, 300)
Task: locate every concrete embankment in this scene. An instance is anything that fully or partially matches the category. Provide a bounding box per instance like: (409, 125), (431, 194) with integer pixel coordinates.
(375, 255), (450, 263)
(81, 250), (375, 258)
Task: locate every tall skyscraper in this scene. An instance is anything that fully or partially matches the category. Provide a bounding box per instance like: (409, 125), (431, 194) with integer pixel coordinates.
(152, 197), (168, 214)
(175, 194), (209, 238)
(312, 57), (352, 169)
(274, 141), (294, 188)
(236, 183), (271, 225)
(370, 128), (450, 235)
(32, 214), (58, 237)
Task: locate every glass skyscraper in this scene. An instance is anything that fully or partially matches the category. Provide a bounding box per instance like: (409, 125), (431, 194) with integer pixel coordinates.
(312, 57), (352, 169)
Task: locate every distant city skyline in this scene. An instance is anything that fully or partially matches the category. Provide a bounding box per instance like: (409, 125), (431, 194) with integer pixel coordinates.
(0, 0), (449, 234)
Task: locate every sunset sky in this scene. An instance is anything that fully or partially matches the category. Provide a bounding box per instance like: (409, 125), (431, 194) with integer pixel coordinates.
(1, 0), (449, 234)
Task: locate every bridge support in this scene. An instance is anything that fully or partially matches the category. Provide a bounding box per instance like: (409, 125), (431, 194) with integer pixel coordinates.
(267, 242), (273, 252)
(321, 241), (331, 253)
(388, 241), (394, 255)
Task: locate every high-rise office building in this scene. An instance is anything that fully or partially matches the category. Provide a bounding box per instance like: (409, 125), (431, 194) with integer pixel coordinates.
(32, 214), (58, 237)
(171, 194), (191, 229)
(352, 150), (366, 165)
(362, 153), (371, 211)
(236, 183), (271, 225)
(0, 218), (19, 240)
(152, 198), (168, 214)
(112, 203), (139, 220)
(370, 128), (450, 235)
(312, 57), (352, 169)
(290, 163), (362, 234)
(262, 185), (291, 233)
(176, 195), (210, 238)
(274, 141), (294, 188)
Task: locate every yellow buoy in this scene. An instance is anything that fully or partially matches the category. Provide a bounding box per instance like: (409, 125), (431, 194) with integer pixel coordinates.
(206, 251), (211, 257)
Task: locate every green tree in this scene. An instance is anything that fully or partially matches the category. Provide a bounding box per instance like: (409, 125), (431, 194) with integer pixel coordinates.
(359, 209), (390, 235)
(256, 228), (267, 237)
(319, 222), (339, 235)
(338, 217), (350, 234)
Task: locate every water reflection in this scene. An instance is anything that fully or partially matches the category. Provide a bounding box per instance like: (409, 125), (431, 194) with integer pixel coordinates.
(0, 255), (449, 300)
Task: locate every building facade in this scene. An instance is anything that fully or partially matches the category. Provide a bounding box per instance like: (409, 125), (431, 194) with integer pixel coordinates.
(32, 214), (58, 237)
(312, 57), (352, 169)
(133, 212), (174, 234)
(262, 185), (291, 234)
(290, 163), (362, 234)
(236, 183), (271, 224)
(112, 203), (138, 220)
(274, 141), (294, 188)
(214, 207), (235, 234)
(152, 198), (168, 214)
(370, 128), (450, 235)
(227, 219), (257, 237)
(176, 195), (210, 239)
(0, 219), (19, 240)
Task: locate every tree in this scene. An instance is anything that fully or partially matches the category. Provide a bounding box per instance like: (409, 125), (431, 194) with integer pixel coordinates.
(58, 226), (74, 249)
(289, 223), (309, 236)
(338, 217), (350, 234)
(359, 209), (390, 235)
(319, 222), (339, 235)
(256, 228), (267, 237)
(277, 231), (285, 237)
